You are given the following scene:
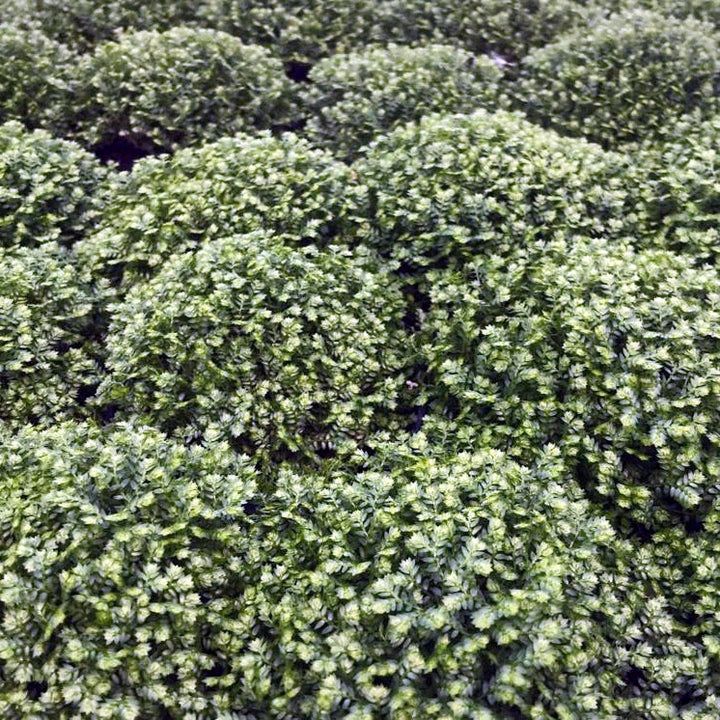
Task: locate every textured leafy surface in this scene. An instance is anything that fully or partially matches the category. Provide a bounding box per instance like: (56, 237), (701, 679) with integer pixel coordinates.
(357, 109), (638, 269)
(76, 132), (368, 288)
(0, 23), (77, 132)
(420, 236), (720, 529)
(303, 44), (504, 159)
(0, 244), (100, 428)
(96, 233), (411, 457)
(3, 2), (720, 716)
(73, 27), (299, 152)
(515, 9), (720, 147)
(0, 424), (671, 719)
(0, 122), (111, 248)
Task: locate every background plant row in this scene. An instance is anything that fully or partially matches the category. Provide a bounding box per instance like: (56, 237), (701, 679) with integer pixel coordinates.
(4, 0), (720, 155)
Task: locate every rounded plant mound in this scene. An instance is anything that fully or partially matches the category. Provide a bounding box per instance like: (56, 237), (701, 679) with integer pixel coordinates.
(2, 0), (204, 51)
(0, 422), (259, 718)
(0, 122), (111, 249)
(420, 235), (720, 531)
(303, 44), (504, 159)
(199, 0), (587, 62)
(515, 9), (720, 147)
(356, 109), (637, 269)
(389, 0), (587, 60)
(73, 27), (298, 153)
(0, 244), (100, 428)
(631, 116), (720, 263)
(0, 23), (76, 132)
(602, 0), (720, 30)
(96, 233), (410, 457)
(76, 132), (369, 288)
(2, 423), (693, 718)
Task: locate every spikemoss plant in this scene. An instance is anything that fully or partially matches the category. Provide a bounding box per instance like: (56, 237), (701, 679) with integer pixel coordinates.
(0, 244), (100, 428)
(73, 27), (299, 153)
(3, 423), (704, 718)
(95, 233), (411, 457)
(76, 132), (369, 289)
(419, 235), (720, 532)
(0, 23), (76, 132)
(0, 122), (111, 248)
(303, 44), (504, 160)
(515, 9), (720, 147)
(356, 109), (638, 270)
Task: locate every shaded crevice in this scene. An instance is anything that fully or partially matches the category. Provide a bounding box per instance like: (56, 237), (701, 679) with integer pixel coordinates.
(26, 680), (48, 702)
(620, 447), (661, 482)
(270, 118), (308, 136)
(75, 382), (99, 407)
(656, 493), (709, 536)
(97, 402), (119, 425)
(626, 518), (655, 545)
(91, 136), (163, 171)
(401, 280), (431, 334)
(284, 60), (313, 83)
(622, 664), (647, 691)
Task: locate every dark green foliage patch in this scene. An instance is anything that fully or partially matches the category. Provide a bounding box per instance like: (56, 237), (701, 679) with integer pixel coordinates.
(303, 44), (504, 160)
(0, 122), (111, 248)
(73, 27), (299, 153)
(515, 9), (720, 147)
(356, 109), (638, 270)
(76, 132), (368, 289)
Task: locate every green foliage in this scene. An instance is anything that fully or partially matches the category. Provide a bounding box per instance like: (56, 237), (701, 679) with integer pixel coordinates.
(199, 0), (588, 62)
(602, 514), (720, 718)
(1, 0), (205, 51)
(597, 0), (720, 29)
(73, 27), (299, 152)
(0, 23), (76, 132)
(3, 423), (697, 718)
(76, 132), (368, 288)
(303, 44), (504, 160)
(666, 507), (720, 698)
(419, 235), (720, 531)
(0, 422), (259, 718)
(356, 109), (637, 270)
(515, 9), (720, 147)
(0, 122), (111, 248)
(0, 244), (100, 428)
(631, 117), (720, 263)
(4, 1), (720, 715)
(401, 0), (589, 59)
(95, 233), (410, 457)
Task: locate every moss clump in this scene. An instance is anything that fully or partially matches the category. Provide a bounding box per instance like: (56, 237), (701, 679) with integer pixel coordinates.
(76, 132), (369, 289)
(0, 122), (112, 249)
(0, 244), (100, 428)
(2, 424), (688, 718)
(199, 0), (588, 62)
(420, 235), (720, 531)
(0, 23), (76, 132)
(356, 109), (637, 270)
